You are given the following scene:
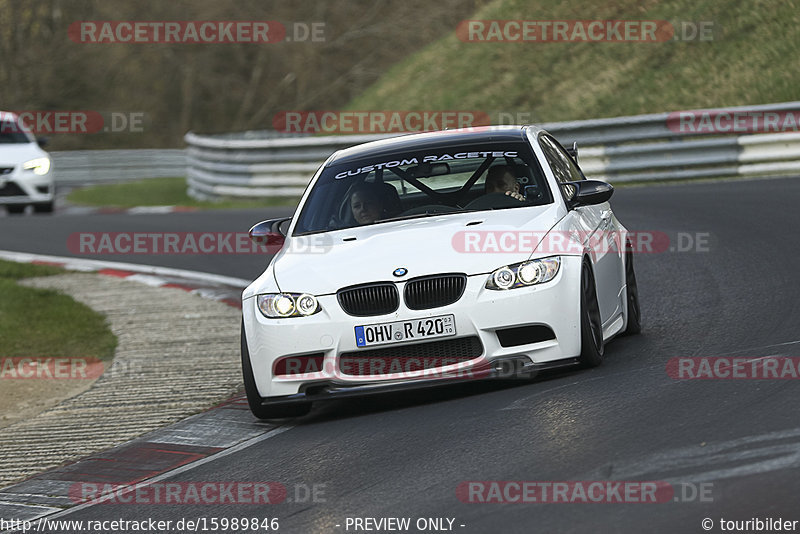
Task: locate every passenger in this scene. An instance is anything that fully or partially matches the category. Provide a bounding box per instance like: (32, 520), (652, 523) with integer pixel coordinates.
(485, 165), (525, 201)
(349, 183), (385, 225)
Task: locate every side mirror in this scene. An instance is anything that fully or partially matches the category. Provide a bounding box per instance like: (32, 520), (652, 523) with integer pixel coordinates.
(564, 141), (578, 163)
(36, 137), (49, 148)
(249, 217), (291, 250)
(564, 180), (613, 208)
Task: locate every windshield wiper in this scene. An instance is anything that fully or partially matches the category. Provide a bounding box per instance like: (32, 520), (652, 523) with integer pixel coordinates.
(375, 213), (440, 224)
(375, 210), (467, 224)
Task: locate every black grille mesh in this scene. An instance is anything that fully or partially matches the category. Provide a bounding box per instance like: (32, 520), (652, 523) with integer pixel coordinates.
(337, 283), (399, 316)
(0, 181), (26, 197)
(404, 274), (467, 310)
(339, 336), (483, 376)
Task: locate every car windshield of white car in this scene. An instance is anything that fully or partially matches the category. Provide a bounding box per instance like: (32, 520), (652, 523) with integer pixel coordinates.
(293, 142), (552, 235)
(0, 119), (32, 144)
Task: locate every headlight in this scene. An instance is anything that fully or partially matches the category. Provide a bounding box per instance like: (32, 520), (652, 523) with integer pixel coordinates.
(492, 267), (515, 290)
(295, 294), (318, 315)
(486, 256), (561, 290)
(23, 157), (51, 176)
(257, 293), (321, 318)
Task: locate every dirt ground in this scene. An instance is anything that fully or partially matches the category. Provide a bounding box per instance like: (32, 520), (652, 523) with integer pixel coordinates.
(0, 370), (101, 430)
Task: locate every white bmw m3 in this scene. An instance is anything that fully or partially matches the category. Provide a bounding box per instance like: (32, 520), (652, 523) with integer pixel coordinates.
(241, 126), (641, 418)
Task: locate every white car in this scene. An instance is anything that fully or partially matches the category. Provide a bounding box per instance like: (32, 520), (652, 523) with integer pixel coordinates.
(241, 126), (641, 418)
(0, 112), (54, 214)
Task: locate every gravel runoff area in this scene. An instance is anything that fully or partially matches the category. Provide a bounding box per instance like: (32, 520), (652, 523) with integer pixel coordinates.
(0, 273), (242, 487)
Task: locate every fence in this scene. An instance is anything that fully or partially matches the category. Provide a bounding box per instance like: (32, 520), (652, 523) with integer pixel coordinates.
(183, 132), (385, 199)
(55, 103), (800, 197)
(51, 149), (186, 186)
(183, 101), (800, 199)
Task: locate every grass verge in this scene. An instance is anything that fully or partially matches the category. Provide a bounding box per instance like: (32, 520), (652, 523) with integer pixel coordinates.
(66, 177), (301, 210)
(0, 260), (117, 361)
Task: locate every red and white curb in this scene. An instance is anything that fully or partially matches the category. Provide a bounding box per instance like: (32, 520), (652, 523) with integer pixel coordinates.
(0, 250), (248, 309)
(0, 250), (290, 528)
(2, 204), (200, 217)
(0, 399), (292, 527)
(68, 205), (200, 216)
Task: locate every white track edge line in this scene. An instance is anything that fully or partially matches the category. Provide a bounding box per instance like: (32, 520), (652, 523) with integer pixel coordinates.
(41, 425), (294, 520)
(0, 250), (250, 288)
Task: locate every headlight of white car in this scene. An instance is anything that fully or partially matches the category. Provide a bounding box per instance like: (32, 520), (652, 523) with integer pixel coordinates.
(23, 157), (51, 176)
(257, 293), (321, 318)
(486, 256), (561, 290)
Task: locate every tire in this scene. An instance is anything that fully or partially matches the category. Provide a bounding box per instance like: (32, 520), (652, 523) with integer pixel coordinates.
(33, 201), (54, 214)
(6, 205), (26, 214)
(241, 321), (311, 419)
(622, 246), (642, 336)
(578, 261), (604, 367)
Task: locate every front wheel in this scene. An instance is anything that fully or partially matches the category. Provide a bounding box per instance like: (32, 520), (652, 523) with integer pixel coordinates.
(33, 201), (54, 214)
(578, 261), (604, 367)
(6, 205), (26, 214)
(241, 321), (311, 419)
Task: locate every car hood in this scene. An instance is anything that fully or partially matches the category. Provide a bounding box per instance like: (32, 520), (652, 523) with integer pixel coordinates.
(269, 204), (565, 295)
(0, 143), (47, 167)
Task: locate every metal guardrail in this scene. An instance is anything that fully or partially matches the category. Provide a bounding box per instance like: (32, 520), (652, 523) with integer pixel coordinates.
(51, 149), (186, 186)
(182, 101), (800, 199)
(183, 132), (387, 199)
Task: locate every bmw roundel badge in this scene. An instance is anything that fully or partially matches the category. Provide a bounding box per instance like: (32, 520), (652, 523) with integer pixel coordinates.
(393, 267), (408, 277)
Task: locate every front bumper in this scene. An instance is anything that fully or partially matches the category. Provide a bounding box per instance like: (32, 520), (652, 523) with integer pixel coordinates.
(256, 355), (581, 405)
(242, 255), (583, 399)
(0, 167), (54, 205)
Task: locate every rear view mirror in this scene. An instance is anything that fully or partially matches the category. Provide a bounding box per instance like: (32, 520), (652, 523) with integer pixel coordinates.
(407, 162), (450, 178)
(564, 180), (613, 208)
(249, 217), (291, 250)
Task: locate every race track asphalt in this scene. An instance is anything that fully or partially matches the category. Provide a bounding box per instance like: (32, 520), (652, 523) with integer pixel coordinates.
(2, 177), (799, 533)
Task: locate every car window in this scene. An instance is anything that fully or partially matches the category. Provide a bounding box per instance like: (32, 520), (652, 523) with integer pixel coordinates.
(293, 141), (553, 235)
(539, 135), (584, 183)
(0, 119), (32, 144)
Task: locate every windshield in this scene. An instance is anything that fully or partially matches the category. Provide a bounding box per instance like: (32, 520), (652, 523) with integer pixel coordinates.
(293, 140), (552, 235)
(0, 118), (33, 144)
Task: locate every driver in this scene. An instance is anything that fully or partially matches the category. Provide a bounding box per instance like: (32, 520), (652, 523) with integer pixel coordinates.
(485, 165), (525, 201)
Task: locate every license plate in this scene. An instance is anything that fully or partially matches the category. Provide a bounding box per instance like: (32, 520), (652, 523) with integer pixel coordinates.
(355, 314), (456, 348)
